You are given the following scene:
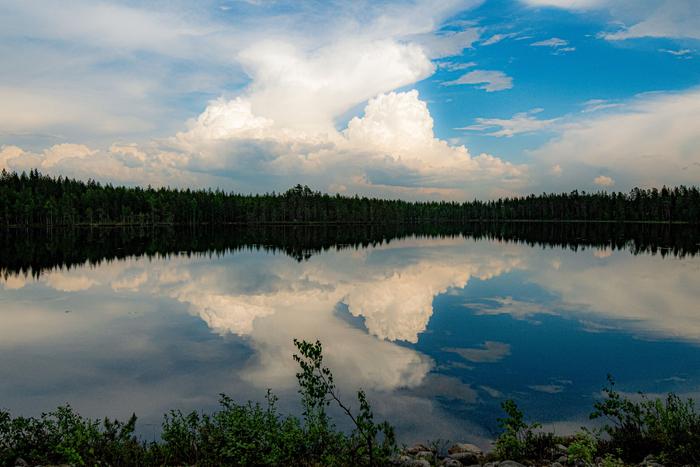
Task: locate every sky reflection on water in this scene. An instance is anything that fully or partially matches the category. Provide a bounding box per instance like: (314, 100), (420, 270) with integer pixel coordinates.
(1, 234), (699, 447)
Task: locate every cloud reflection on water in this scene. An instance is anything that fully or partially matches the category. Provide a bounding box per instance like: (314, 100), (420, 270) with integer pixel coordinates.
(1, 235), (700, 444)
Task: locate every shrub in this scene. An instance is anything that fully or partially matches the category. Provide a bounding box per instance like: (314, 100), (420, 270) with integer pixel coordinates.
(567, 430), (596, 464)
(494, 399), (557, 462)
(0, 405), (144, 466)
(591, 375), (700, 465)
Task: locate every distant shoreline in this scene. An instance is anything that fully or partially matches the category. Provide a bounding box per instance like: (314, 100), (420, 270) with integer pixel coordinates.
(1, 219), (695, 228)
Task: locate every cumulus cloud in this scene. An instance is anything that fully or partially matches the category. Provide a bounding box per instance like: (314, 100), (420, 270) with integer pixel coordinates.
(237, 39), (434, 132)
(0, 0), (534, 200)
(441, 69), (514, 92)
(458, 108), (557, 137)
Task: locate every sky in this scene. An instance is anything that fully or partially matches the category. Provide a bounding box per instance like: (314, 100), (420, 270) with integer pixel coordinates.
(0, 0), (699, 200)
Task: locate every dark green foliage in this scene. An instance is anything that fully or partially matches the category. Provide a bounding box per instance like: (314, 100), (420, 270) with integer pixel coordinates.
(494, 399), (558, 462)
(156, 391), (306, 466)
(591, 375), (700, 465)
(1, 169), (700, 227)
(0, 405), (144, 466)
(491, 376), (700, 466)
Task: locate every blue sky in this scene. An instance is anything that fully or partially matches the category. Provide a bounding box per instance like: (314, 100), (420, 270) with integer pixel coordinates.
(1, 0), (699, 199)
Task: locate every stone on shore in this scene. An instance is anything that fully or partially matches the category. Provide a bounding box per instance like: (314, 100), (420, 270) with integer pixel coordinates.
(406, 443), (433, 455)
(448, 443), (483, 456)
(498, 461), (527, 467)
(449, 451), (480, 464)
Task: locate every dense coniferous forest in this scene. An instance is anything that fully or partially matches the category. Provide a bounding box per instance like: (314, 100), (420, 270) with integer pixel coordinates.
(2, 170), (700, 226)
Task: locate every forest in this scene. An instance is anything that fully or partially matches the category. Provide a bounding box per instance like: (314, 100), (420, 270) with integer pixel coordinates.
(2, 169), (700, 226)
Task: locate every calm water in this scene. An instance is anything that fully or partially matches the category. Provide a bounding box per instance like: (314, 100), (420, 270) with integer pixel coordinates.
(1, 225), (699, 447)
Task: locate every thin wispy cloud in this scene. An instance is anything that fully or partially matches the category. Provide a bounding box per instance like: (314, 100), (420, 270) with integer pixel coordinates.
(441, 69), (514, 92)
(458, 109), (557, 137)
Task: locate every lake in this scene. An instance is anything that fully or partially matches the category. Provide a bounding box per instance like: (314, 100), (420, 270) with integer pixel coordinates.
(1, 224), (699, 448)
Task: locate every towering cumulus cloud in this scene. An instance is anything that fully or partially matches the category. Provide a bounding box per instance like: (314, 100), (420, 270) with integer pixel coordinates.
(0, 0), (528, 200)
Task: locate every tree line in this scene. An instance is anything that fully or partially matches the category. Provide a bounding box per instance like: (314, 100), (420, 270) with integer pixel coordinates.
(2, 169), (700, 227)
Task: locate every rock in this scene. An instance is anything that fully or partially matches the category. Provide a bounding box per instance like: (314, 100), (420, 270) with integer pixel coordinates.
(441, 458), (463, 467)
(499, 462), (527, 467)
(448, 442), (483, 456)
(449, 451), (480, 464)
(556, 455), (568, 463)
(483, 463), (499, 467)
(14, 459), (28, 467)
(551, 463), (564, 467)
(639, 455), (665, 467)
(391, 455), (432, 467)
(555, 443), (568, 453)
(390, 454), (413, 465)
(415, 450), (434, 461)
(404, 460), (431, 467)
(406, 443), (433, 455)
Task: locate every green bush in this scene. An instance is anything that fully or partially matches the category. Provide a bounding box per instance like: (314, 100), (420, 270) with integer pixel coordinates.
(494, 399), (558, 462)
(591, 375), (700, 465)
(567, 430), (597, 464)
(0, 405), (144, 466)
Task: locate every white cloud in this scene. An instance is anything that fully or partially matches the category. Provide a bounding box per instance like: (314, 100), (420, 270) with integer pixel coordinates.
(44, 272), (97, 292)
(0, 0), (532, 200)
(237, 39), (435, 132)
(414, 28), (481, 59)
(522, 0), (700, 41)
(602, 0), (700, 41)
(522, 0), (608, 8)
(530, 248), (700, 343)
(533, 88), (700, 190)
(2, 89), (527, 200)
(437, 60), (477, 71)
(659, 48), (692, 56)
(531, 37), (569, 47)
(0, 0), (482, 143)
(593, 175), (615, 186)
(581, 99), (622, 113)
(480, 32), (519, 46)
(530, 37), (575, 54)
(441, 69), (514, 92)
(42, 144), (97, 168)
(111, 271), (149, 292)
(458, 108), (557, 137)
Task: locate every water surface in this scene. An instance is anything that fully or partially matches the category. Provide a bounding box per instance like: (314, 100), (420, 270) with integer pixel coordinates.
(1, 225), (699, 446)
